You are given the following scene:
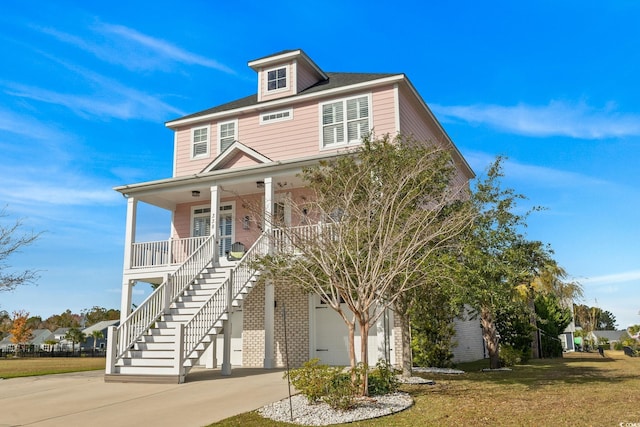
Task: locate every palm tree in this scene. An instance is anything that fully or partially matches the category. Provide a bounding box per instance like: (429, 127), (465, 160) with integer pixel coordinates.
(91, 330), (104, 352)
(64, 327), (86, 355)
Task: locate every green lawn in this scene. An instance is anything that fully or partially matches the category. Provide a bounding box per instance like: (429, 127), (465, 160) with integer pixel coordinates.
(208, 351), (640, 426)
(0, 357), (105, 378)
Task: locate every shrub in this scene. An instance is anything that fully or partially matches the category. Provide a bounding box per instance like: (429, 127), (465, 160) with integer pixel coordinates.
(367, 359), (399, 396)
(286, 359), (356, 410)
(286, 358), (336, 404)
(499, 345), (523, 367)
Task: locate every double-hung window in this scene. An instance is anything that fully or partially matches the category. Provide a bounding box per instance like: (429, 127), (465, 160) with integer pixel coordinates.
(321, 94), (370, 148)
(218, 120), (237, 153)
(267, 66), (287, 91)
(191, 126), (209, 158)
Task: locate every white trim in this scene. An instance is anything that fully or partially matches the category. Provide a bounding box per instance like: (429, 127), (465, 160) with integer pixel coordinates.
(249, 50), (301, 68)
(217, 119), (238, 154)
(191, 125), (210, 159)
(203, 140), (272, 172)
(172, 131), (178, 177)
(318, 93), (372, 150)
(166, 75), (405, 128)
(292, 59), (298, 94)
(259, 108), (293, 125)
(264, 65), (289, 94)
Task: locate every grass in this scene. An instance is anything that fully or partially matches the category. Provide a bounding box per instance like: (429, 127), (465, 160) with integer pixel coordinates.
(0, 357), (106, 379)
(208, 351), (640, 426)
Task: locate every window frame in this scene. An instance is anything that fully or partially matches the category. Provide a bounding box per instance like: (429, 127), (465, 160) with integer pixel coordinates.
(319, 93), (372, 149)
(260, 108), (293, 125)
(217, 119), (238, 154)
(265, 65), (289, 93)
(191, 125), (210, 159)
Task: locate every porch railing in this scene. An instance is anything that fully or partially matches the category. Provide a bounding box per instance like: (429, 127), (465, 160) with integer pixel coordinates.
(271, 222), (337, 254)
(183, 232), (269, 361)
(113, 234), (217, 360)
(130, 236), (208, 268)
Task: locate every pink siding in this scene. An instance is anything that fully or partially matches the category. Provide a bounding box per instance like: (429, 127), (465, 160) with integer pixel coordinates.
(370, 86), (397, 137)
(222, 151), (262, 169)
(398, 86), (442, 144)
(173, 85), (399, 177)
(296, 60), (321, 93)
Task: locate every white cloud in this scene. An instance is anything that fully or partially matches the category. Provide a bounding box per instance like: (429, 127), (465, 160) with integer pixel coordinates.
(95, 23), (236, 74)
(432, 100), (640, 139)
(580, 270), (640, 285)
(4, 79), (183, 122)
(34, 22), (236, 75)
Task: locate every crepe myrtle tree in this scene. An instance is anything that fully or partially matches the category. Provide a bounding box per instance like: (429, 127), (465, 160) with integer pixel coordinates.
(255, 134), (473, 395)
(0, 207), (41, 293)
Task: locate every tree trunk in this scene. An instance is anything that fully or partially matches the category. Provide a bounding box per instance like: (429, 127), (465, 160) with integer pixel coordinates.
(347, 321), (357, 385)
(480, 307), (500, 369)
(529, 294), (540, 359)
(359, 320), (370, 396)
(399, 312), (413, 377)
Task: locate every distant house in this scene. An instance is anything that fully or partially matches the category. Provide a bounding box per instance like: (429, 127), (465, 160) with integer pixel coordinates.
(588, 330), (630, 349)
(52, 328), (73, 350)
(560, 302), (576, 352)
(82, 320), (119, 351)
(0, 329), (55, 353)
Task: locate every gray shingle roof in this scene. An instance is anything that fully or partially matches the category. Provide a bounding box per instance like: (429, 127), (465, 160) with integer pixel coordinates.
(593, 330), (629, 341)
(168, 72), (399, 123)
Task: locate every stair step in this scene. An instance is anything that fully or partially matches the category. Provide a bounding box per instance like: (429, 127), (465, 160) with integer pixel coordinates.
(114, 366), (179, 376)
(127, 349), (175, 358)
(118, 357), (174, 367)
(133, 342), (175, 351)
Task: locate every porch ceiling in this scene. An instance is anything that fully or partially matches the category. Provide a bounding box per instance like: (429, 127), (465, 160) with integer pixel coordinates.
(115, 170), (306, 210)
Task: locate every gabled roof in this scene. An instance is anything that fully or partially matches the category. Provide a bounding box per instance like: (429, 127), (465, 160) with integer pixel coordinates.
(82, 320), (119, 334)
(30, 329), (54, 345)
(201, 140), (272, 173)
(53, 327), (71, 336)
(592, 330), (630, 341)
(166, 72), (398, 126)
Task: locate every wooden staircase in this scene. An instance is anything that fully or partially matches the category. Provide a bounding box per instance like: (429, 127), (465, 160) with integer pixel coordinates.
(105, 233), (267, 383)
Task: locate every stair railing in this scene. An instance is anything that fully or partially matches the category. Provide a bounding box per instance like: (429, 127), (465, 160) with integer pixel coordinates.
(113, 234), (217, 360)
(182, 232), (270, 360)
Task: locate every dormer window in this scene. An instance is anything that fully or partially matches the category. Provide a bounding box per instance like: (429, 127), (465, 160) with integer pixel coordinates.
(267, 66), (288, 91)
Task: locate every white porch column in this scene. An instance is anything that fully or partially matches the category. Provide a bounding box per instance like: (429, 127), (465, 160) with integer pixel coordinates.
(204, 339), (217, 369)
(221, 319), (232, 375)
(119, 280), (134, 323)
(263, 177), (275, 369)
(210, 185), (220, 265)
(123, 196), (137, 270)
(221, 269), (234, 376)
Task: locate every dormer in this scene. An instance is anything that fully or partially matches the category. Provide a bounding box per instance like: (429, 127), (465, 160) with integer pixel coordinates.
(248, 49), (328, 102)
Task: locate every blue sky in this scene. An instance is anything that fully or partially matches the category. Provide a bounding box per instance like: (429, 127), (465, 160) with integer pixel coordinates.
(1, 1), (638, 328)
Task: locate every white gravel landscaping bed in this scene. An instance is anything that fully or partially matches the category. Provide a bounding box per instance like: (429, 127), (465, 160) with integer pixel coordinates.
(259, 392), (414, 426)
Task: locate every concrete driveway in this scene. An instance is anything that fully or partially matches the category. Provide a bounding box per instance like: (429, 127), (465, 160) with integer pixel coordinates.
(0, 368), (290, 427)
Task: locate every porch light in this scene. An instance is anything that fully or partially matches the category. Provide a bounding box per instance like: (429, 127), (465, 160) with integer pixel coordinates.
(256, 181), (265, 189)
(191, 190), (201, 197)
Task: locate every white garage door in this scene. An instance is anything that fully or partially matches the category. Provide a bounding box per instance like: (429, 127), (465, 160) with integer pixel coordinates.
(312, 296), (383, 367)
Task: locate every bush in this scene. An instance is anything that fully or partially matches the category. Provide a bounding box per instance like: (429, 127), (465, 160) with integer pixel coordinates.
(286, 358), (398, 410)
(286, 359), (356, 410)
(499, 345), (523, 367)
(367, 359), (399, 396)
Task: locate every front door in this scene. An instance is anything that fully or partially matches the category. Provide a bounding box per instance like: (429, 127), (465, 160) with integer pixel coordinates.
(192, 203), (235, 257)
